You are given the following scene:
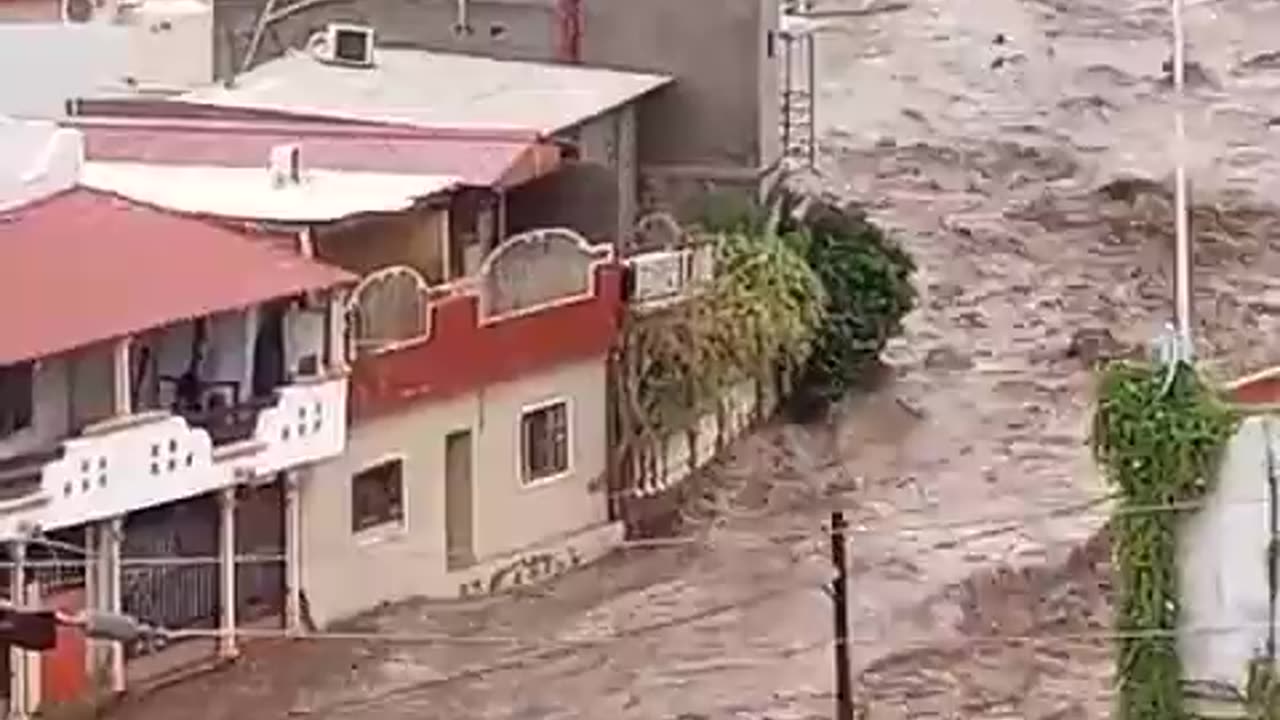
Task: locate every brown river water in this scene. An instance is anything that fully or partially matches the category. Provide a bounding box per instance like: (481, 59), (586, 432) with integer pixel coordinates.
(112, 0), (1280, 718)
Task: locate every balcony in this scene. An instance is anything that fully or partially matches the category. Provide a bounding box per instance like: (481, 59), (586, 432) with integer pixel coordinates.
(344, 227), (622, 420)
(0, 295), (349, 541)
(0, 374), (346, 540)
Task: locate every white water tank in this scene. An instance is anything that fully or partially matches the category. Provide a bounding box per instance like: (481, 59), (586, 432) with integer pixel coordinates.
(118, 0), (213, 90)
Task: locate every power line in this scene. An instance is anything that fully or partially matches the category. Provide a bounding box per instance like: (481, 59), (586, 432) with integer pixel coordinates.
(8, 490), (1272, 569)
(296, 577), (817, 719)
(145, 606), (1280, 719)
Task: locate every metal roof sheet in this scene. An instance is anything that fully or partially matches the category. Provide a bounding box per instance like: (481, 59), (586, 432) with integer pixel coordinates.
(71, 116), (560, 188)
(81, 161), (460, 222)
(0, 187), (354, 365)
(179, 48), (672, 135)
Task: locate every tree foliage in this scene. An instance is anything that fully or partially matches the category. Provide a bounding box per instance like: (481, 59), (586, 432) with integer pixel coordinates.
(695, 187), (917, 417)
(781, 193), (916, 415)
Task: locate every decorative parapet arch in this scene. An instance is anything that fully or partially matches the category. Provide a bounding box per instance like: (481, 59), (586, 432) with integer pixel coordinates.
(624, 213), (715, 311)
(630, 211), (687, 254)
(477, 227), (614, 322)
(344, 264), (433, 357)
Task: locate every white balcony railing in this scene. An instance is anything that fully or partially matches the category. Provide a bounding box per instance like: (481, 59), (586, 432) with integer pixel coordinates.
(625, 244), (713, 312)
(0, 376), (347, 540)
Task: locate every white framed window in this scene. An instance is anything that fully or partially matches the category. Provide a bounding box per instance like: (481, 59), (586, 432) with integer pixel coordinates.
(350, 457), (405, 533)
(520, 399), (570, 485)
(0, 362), (35, 440)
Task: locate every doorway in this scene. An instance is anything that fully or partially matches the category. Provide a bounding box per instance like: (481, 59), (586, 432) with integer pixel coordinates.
(444, 430), (474, 571)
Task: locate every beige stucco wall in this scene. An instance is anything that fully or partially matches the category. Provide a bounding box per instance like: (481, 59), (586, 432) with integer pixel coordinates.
(299, 355), (610, 626)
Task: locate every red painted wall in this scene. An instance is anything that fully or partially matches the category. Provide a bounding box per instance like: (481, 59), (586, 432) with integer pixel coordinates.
(40, 588), (89, 707)
(350, 264), (623, 421)
(1231, 375), (1280, 405)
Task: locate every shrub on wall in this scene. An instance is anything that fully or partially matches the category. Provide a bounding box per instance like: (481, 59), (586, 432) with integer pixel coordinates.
(620, 206), (825, 450)
(780, 192), (916, 418)
(699, 187), (918, 418)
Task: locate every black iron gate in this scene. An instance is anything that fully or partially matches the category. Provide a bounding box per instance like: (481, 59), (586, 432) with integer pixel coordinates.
(121, 485), (284, 657)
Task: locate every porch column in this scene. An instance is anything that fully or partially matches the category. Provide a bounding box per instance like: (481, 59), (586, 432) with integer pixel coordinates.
(111, 338), (131, 416)
(326, 292), (347, 374)
(8, 541), (27, 720)
(104, 519), (124, 694)
(21, 576), (40, 717)
(283, 471), (303, 635)
(496, 189), (508, 244)
(218, 487), (239, 659)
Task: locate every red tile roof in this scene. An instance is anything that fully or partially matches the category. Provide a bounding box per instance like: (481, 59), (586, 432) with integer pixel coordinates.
(0, 187), (355, 365)
(71, 116), (562, 189)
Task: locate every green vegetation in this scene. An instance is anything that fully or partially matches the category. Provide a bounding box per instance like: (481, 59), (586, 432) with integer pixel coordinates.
(698, 187), (917, 419)
(1092, 360), (1239, 720)
(619, 204), (826, 450)
(778, 192), (916, 418)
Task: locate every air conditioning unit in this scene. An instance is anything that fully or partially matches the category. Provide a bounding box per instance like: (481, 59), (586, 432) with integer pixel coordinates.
(62, 0), (132, 24)
(626, 251), (687, 306)
(307, 23), (375, 67)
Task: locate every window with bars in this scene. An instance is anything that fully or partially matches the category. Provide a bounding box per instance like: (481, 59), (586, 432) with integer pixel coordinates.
(350, 458), (405, 533)
(0, 362), (34, 440)
(520, 401), (569, 484)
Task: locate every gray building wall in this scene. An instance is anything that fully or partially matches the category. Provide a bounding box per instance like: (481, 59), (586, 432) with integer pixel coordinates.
(213, 0), (558, 76)
(211, 0), (779, 215)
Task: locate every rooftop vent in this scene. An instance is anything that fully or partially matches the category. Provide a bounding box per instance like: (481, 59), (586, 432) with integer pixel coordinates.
(268, 143), (302, 187)
(307, 23), (375, 67)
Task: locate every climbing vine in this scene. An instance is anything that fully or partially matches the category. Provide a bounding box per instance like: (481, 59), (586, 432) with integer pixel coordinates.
(620, 212), (825, 449)
(1092, 360), (1239, 720)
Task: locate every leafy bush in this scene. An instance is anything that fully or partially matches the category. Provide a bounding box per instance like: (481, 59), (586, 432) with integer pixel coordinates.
(692, 187), (917, 419)
(780, 191), (917, 418)
(621, 211), (826, 443)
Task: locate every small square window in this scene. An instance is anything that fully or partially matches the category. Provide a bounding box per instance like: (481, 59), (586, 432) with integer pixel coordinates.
(520, 401), (569, 484)
(350, 459), (405, 534)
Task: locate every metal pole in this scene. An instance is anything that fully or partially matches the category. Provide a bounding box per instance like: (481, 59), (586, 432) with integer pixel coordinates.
(782, 33), (794, 162)
(1171, 0), (1193, 349)
(806, 31), (817, 168)
(830, 511), (854, 720)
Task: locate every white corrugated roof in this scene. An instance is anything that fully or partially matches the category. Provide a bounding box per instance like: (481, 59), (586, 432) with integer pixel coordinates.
(80, 161), (459, 222)
(180, 48), (672, 135)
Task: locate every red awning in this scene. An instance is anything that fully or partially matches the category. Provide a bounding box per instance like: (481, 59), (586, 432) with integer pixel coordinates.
(0, 187), (355, 365)
(71, 115), (562, 190)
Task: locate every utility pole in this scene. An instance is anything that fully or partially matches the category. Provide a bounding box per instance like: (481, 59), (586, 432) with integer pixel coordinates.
(1171, 0), (1193, 351)
(830, 510), (854, 720)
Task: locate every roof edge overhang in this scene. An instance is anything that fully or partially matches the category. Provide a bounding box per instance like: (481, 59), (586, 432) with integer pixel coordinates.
(0, 186), (356, 366)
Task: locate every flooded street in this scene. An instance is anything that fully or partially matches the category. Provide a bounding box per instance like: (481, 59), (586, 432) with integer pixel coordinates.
(112, 0), (1280, 718)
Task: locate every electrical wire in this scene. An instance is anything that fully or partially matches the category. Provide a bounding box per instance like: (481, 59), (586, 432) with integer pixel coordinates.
(215, 608), (1280, 718)
(8, 490), (1277, 569)
(294, 577), (817, 718)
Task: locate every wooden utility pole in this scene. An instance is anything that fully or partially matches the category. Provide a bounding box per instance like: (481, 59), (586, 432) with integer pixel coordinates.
(830, 510), (854, 720)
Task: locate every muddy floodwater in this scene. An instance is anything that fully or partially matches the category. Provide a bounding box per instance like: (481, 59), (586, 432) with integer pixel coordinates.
(112, 0), (1280, 718)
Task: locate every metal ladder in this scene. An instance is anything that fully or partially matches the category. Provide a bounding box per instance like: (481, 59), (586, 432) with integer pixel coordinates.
(780, 0), (818, 168)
